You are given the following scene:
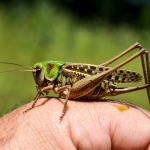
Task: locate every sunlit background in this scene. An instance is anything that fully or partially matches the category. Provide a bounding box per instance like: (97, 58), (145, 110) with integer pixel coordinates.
(0, 0), (150, 116)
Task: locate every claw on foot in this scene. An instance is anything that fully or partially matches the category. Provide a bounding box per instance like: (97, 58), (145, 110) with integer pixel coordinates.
(23, 108), (32, 113)
(60, 112), (65, 119)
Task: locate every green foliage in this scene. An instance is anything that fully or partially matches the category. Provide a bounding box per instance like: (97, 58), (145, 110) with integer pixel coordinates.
(1, 0), (150, 29)
(0, 2), (149, 116)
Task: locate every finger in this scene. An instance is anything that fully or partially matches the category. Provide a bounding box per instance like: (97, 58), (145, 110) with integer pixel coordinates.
(0, 97), (150, 150)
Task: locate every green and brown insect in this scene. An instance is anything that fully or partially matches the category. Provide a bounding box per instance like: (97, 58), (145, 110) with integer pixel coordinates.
(1, 42), (150, 118)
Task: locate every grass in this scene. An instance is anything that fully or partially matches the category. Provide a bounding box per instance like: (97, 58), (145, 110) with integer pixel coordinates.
(0, 2), (150, 116)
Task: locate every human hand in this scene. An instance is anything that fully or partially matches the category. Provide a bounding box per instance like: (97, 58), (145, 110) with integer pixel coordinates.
(0, 97), (150, 150)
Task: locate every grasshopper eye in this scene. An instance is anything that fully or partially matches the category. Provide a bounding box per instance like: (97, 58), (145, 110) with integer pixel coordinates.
(36, 68), (41, 77)
(33, 66), (45, 86)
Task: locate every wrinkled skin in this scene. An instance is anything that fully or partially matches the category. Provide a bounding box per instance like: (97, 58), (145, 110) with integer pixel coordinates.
(0, 98), (150, 150)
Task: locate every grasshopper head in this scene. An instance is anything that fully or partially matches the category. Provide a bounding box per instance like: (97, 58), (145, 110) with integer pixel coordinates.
(33, 61), (66, 86)
(33, 63), (45, 86)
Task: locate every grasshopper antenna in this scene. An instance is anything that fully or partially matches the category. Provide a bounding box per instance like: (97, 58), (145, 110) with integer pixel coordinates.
(0, 62), (32, 69)
(0, 69), (36, 73)
(0, 62), (36, 73)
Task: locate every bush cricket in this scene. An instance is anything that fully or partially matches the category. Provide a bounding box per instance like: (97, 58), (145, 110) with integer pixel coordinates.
(0, 42), (150, 118)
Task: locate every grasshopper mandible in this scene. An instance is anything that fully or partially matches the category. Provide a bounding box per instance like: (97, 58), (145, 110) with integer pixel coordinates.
(1, 42), (150, 118)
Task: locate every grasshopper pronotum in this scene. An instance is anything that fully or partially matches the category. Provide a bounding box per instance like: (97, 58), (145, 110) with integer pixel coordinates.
(1, 42), (150, 118)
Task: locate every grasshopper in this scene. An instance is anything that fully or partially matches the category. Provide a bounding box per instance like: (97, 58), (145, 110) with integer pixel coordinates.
(1, 42), (150, 118)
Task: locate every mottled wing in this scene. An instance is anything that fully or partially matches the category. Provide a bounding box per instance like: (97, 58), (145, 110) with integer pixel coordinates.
(61, 62), (142, 83)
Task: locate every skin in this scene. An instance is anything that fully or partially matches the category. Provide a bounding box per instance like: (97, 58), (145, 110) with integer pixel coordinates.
(0, 97), (150, 150)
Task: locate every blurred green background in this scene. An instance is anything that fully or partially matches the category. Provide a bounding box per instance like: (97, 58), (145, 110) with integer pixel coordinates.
(0, 0), (150, 116)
